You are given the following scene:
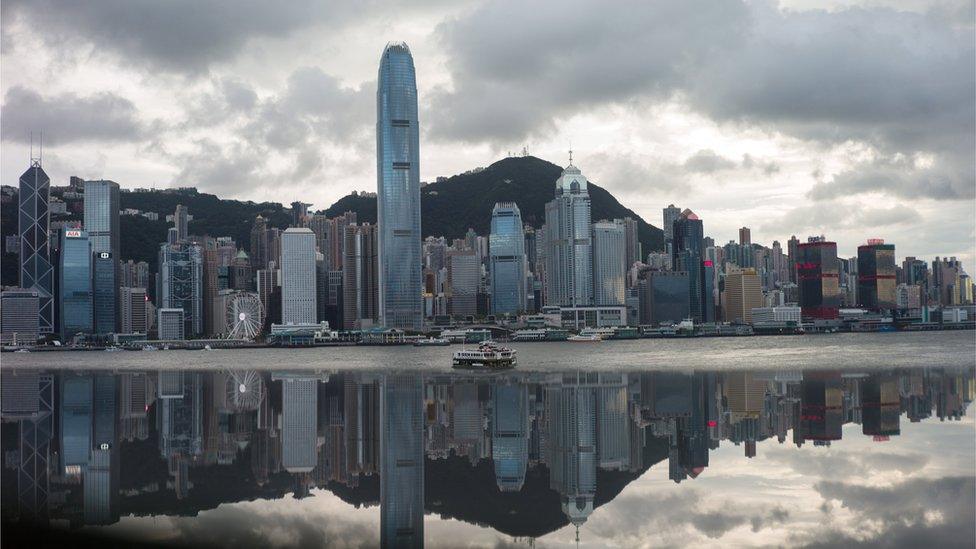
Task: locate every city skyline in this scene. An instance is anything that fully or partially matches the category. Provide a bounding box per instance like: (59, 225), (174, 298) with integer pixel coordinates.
(1, 1), (973, 274)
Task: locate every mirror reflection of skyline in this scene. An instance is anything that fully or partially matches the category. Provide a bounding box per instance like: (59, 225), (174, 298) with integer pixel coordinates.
(1, 366), (973, 545)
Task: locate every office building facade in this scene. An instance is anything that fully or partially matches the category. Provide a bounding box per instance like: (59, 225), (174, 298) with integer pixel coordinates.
(544, 161), (593, 307)
(592, 220), (626, 306)
(489, 202), (526, 315)
(158, 243), (203, 337)
(377, 42), (423, 330)
(157, 308), (185, 340)
(1, 289), (40, 345)
(857, 240), (897, 311)
(60, 229), (93, 341)
(796, 240), (841, 319)
(281, 228), (317, 325)
(672, 209), (707, 322)
(724, 268), (763, 324)
(18, 160), (54, 334)
(120, 287), (148, 334)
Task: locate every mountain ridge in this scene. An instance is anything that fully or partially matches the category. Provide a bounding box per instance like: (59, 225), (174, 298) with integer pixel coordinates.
(326, 155), (664, 253)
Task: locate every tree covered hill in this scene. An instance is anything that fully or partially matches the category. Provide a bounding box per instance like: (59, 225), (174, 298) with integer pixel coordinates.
(1, 155), (663, 285)
(327, 155), (664, 253)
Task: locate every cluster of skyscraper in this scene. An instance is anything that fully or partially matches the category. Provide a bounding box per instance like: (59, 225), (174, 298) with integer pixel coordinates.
(3, 366), (971, 532)
(3, 41), (974, 345)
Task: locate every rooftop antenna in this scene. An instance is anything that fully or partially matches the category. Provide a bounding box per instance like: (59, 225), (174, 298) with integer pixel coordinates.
(568, 141), (573, 165)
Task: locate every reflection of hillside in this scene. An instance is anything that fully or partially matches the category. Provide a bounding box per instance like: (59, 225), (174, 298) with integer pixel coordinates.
(332, 435), (669, 539)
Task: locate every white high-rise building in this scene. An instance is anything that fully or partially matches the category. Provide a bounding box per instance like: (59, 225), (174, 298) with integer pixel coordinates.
(544, 158), (593, 307)
(281, 228), (317, 325)
(592, 220), (626, 306)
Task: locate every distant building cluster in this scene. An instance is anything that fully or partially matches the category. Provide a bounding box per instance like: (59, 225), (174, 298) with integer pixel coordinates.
(2, 42), (973, 346)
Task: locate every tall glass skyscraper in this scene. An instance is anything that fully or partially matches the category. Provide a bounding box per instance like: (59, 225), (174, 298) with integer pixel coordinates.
(18, 160), (54, 334)
(592, 220), (626, 306)
(672, 209), (707, 323)
(489, 202), (526, 315)
(544, 161), (593, 307)
(59, 229), (93, 341)
(376, 42), (422, 330)
(85, 180), (120, 334)
(158, 242), (203, 337)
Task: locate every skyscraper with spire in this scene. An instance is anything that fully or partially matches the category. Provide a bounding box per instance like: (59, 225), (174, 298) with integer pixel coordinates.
(18, 150), (54, 334)
(544, 152), (593, 307)
(376, 42), (423, 330)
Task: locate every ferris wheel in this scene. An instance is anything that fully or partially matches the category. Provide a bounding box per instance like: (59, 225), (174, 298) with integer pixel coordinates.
(225, 370), (263, 412)
(226, 292), (263, 340)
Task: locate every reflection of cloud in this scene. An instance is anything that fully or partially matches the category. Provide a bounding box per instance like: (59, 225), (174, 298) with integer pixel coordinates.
(110, 501), (379, 548)
(763, 448), (930, 479)
(798, 476), (976, 548)
(588, 488), (790, 545)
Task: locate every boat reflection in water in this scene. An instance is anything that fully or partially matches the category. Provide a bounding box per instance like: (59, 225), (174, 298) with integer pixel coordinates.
(0, 365), (972, 547)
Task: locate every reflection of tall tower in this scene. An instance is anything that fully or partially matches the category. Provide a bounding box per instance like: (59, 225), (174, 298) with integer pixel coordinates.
(60, 375), (93, 478)
(1, 372), (54, 523)
(275, 375), (319, 473)
(799, 372), (844, 444)
(546, 372), (596, 528)
(861, 374), (901, 437)
(380, 374), (425, 548)
(344, 376), (380, 478)
(594, 373), (629, 471)
(492, 382), (529, 492)
(86, 374), (119, 524)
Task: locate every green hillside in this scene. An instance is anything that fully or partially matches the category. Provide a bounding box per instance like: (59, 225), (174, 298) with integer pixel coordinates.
(327, 155), (664, 253)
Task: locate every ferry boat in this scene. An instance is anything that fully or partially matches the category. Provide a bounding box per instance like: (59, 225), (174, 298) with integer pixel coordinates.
(452, 341), (517, 370)
(104, 346), (123, 352)
(14, 348), (30, 353)
(511, 328), (570, 342)
(142, 344), (158, 352)
(567, 334), (601, 343)
(579, 327), (615, 340)
(414, 337), (451, 347)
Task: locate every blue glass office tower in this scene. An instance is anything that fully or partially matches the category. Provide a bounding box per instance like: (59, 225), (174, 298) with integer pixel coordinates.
(18, 160), (54, 334)
(489, 203), (526, 315)
(92, 252), (115, 335)
(85, 180), (120, 334)
(672, 209), (706, 323)
(59, 229), (92, 341)
(377, 42), (423, 330)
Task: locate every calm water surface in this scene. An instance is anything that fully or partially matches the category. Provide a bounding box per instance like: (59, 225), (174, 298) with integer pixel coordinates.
(2, 332), (974, 548)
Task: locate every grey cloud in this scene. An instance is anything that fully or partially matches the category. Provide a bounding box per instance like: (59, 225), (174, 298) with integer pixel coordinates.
(683, 149), (737, 174)
(808, 155), (975, 201)
(762, 202), (921, 234)
(431, 1), (973, 201)
(1, 0), (353, 74)
(798, 476), (976, 548)
(1, 86), (147, 145)
(428, 0), (749, 143)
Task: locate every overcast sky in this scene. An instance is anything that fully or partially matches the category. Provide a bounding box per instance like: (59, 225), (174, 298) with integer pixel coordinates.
(1, 0), (973, 270)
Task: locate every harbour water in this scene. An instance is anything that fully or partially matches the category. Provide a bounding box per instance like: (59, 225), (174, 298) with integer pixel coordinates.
(2, 331), (974, 547)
